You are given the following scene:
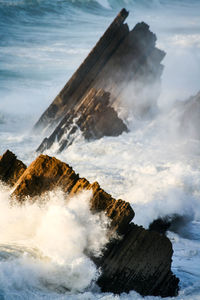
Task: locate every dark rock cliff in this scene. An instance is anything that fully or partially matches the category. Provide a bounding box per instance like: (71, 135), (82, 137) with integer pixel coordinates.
(96, 223), (179, 297)
(34, 9), (165, 152)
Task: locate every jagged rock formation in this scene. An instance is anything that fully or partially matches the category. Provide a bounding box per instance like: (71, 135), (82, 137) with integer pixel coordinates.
(96, 223), (179, 297)
(0, 150), (26, 186)
(12, 154), (133, 234)
(179, 90), (200, 140)
(9, 151), (179, 297)
(37, 88), (128, 153)
(34, 9), (130, 132)
(34, 9), (165, 152)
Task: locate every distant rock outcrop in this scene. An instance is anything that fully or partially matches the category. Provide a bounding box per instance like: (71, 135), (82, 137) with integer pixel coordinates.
(34, 9), (165, 152)
(179, 90), (200, 140)
(8, 151), (179, 297)
(0, 150), (26, 186)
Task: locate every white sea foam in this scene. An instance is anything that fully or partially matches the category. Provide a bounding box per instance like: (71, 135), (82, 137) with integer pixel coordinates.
(0, 186), (110, 296)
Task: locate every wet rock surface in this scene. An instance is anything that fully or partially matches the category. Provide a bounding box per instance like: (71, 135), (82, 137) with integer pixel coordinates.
(37, 88), (128, 153)
(12, 154), (133, 234)
(96, 223), (179, 297)
(34, 9), (165, 152)
(8, 151), (179, 297)
(0, 150), (26, 186)
(34, 9), (130, 132)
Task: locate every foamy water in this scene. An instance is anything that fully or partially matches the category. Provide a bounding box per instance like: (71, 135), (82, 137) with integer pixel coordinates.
(0, 0), (200, 299)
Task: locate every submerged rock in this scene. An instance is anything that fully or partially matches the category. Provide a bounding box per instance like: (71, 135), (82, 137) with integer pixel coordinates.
(0, 150), (26, 186)
(34, 9), (165, 152)
(9, 151), (179, 297)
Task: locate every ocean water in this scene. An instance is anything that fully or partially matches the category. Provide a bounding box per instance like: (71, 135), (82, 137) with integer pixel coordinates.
(0, 0), (200, 299)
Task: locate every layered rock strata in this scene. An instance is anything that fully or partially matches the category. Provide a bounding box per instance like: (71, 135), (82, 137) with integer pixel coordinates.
(96, 223), (179, 297)
(34, 9), (130, 132)
(8, 151), (179, 297)
(0, 150), (26, 186)
(34, 9), (165, 152)
(37, 88), (128, 153)
(12, 154), (133, 234)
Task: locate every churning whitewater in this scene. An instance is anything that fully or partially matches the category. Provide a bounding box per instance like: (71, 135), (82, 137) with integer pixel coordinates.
(0, 0), (200, 299)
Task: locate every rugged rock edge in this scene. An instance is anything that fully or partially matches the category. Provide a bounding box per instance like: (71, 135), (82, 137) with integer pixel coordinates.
(35, 8), (165, 153)
(0, 150), (179, 297)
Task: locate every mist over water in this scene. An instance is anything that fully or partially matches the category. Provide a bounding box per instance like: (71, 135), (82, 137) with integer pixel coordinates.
(0, 0), (200, 299)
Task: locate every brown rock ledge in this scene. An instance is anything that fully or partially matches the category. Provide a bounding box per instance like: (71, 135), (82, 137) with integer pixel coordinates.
(0, 150), (27, 186)
(12, 153), (133, 234)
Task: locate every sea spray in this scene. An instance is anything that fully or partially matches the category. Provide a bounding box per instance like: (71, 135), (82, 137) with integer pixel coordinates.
(0, 186), (110, 295)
